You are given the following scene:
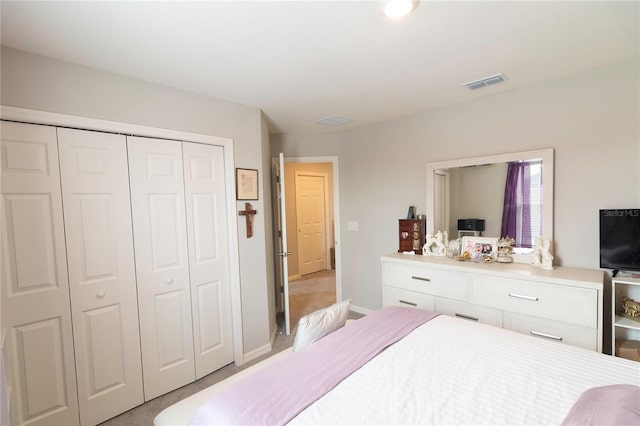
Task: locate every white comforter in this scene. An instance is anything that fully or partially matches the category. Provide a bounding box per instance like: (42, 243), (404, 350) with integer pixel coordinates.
(289, 315), (639, 425)
(155, 314), (640, 425)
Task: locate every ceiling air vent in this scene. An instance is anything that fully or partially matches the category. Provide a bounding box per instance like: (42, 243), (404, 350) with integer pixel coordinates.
(315, 115), (353, 127)
(462, 73), (505, 90)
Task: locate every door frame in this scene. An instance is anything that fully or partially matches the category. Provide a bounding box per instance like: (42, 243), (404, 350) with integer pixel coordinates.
(0, 106), (246, 366)
(434, 169), (450, 237)
(283, 156), (342, 303)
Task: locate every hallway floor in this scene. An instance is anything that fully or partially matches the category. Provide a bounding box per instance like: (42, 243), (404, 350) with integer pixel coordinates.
(281, 269), (337, 335)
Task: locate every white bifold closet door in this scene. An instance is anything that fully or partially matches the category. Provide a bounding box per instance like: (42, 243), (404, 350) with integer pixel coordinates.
(128, 136), (234, 400)
(182, 142), (233, 379)
(57, 128), (144, 425)
(1, 120), (235, 424)
(127, 136), (195, 400)
(1, 121), (80, 425)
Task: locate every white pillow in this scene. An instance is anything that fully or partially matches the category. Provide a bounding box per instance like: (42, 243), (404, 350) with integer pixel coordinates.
(292, 299), (351, 352)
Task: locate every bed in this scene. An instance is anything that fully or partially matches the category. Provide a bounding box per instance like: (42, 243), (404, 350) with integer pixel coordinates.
(154, 307), (640, 425)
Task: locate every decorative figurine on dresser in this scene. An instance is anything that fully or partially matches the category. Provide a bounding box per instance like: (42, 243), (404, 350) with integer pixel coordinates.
(531, 236), (554, 270)
(398, 218), (426, 254)
(423, 231), (448, 256)
(496, 236), (515, 263)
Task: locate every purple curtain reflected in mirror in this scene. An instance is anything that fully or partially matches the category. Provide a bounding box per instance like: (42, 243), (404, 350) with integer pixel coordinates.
(501, 161), (542, 248)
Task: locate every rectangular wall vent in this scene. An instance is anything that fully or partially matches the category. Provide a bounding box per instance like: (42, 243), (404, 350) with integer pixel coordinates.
(315, 115), (353, 127)
(462, 73), (505, 90)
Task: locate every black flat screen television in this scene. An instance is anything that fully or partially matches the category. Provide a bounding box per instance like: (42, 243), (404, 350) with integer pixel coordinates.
(599, 209), (640, 273)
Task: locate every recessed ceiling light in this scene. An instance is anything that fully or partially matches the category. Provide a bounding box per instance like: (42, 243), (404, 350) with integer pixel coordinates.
(381, 0), (419, 19)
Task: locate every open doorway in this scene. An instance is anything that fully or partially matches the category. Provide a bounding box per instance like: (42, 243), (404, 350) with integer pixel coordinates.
(273, 156), (341, 335)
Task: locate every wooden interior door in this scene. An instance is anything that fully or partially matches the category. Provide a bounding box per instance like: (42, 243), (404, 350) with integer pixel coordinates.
(57, 128), (143, 425)
(1, 121), (80, 425)
(127, 136), (195, 401)
(296, 173), (327, 276)
(182, 142), (233, 379)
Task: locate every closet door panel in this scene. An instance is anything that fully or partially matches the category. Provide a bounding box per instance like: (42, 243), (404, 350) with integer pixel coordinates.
(148, 194), (183, 269)
(127, 136), (195, 401)
(57, 128), (143, 425)
(1, 121), (79, 426)
(4, 194), (58, 290)
(183, 142), (233, 378)
(14, 319), (68, 415)
(154, 289), (191, 366)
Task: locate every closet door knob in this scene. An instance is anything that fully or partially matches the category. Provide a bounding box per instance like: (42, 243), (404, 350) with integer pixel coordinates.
(97, 290), (106, 299)
(165, 278), (174, 284)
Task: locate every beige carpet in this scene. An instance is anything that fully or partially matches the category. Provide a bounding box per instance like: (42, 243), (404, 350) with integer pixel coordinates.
(100, 269), (360, 426)
(98, 335), (294, 426)
(288, 269), (337, 334)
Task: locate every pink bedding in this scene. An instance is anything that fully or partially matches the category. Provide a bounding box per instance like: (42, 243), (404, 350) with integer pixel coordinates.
(188, 306), (438, 426)
(561, 384), (640, 425)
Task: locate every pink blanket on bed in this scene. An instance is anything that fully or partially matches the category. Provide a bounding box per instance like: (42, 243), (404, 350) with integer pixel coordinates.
(188, 306), (438, 426)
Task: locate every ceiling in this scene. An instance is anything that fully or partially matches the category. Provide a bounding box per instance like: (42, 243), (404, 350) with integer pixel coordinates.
(1, 1), (638, 134)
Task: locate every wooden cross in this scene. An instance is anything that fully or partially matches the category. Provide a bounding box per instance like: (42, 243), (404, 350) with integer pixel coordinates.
(238, 202), (257, 238)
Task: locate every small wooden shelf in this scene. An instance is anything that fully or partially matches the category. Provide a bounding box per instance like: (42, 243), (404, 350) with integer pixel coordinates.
(612, 276), (640, 361)
(397, 218), (426, 255)
(614, 315), (640, 330)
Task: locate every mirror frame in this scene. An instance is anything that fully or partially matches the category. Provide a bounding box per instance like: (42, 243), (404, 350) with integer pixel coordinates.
(426, 149), (554, 262)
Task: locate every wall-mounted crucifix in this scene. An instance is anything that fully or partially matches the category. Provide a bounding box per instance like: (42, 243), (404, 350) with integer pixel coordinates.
(238, 202), (257, 238)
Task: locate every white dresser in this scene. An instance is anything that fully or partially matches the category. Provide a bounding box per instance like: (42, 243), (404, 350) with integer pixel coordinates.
(382, 253), (604, 352)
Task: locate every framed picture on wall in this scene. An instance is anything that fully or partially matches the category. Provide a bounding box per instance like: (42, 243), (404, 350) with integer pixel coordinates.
(236, 168), (259, 200)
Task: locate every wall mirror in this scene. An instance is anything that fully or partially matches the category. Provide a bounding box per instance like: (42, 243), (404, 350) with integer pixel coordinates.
(426, 149), (554, 263)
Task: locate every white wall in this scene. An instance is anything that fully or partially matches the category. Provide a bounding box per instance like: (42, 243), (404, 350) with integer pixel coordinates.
(273, 59), (640, 311)
(0, 47), (274, 356)
(272, 132), (345, 158)
(449, 163), (507, 238)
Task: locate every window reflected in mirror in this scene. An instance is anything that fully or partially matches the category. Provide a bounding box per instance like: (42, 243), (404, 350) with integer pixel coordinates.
(501, 160), (543, 249)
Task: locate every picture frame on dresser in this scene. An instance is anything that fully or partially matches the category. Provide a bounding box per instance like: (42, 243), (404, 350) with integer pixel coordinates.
(461, 236), (498, 258)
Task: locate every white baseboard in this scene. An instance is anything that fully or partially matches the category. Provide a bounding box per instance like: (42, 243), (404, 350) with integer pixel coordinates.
(243, 342), (272, 363)
(350, 304), (373, 315)
(243, 322), (280, 364)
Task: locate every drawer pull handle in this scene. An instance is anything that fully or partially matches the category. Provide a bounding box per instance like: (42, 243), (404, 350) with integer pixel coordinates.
(455, 313), (479, 321)
(399, 299), (418, 307)
(411, 276), (431, 282)
(509, 292), (538, 301)
(530, 330), (563, 341)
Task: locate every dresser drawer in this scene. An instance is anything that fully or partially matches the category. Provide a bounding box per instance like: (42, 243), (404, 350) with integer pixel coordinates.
(504, 312), (597, 351)
(383, 285), (435, 311)
(383, 262), (468, 300)
(470, 276), (598, 327)
(435, 297), (502, 328)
